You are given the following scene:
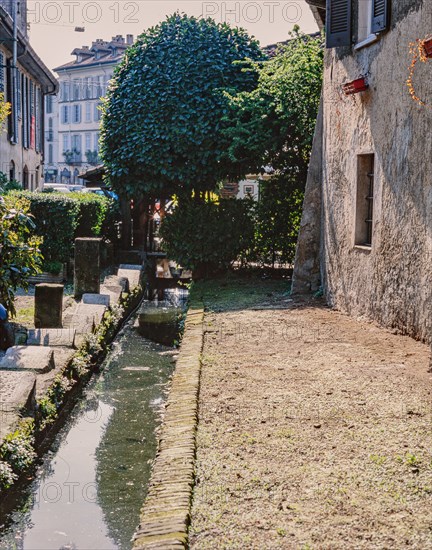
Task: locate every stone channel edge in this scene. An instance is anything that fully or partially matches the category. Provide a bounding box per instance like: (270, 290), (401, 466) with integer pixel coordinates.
(132, 302), (205, 550)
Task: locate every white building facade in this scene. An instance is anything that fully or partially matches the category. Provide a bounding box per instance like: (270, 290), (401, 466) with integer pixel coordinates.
(0, 0), (57, 189)
(44, 34), (133, 183)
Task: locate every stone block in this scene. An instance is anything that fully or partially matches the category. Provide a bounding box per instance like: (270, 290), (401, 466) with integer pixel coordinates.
(74, 238), (101, 298)
(82, 293), (111, 306)
(71, 303), (106, 334)
(27, 328), (76, 348)
(0, 345), (55, 373)
(34, 283), (63, 328)
(118, 265), (142, 289)
(100, 284), (123, 304)
(0, 371), (36, 411)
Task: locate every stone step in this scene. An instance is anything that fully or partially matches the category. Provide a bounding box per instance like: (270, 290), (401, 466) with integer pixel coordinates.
(118, 265), (143, 289)
(68, 303), (107, 334)
(0, 346), (55, 373)
(82, 293), (111, 306)
(27, 328), (76, 348)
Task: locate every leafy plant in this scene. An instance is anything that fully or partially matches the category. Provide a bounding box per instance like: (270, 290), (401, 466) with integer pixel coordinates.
(0, 420), (36, 473)
(85, 150), (99, 165)
(0, 171), (22, 193)
(0, 193), (42, 316)
(100, 13), (264, 199)
(159, 198), (255, 276)
(42, 260), (63, 275)
(0, 93), (11, 131)
(0, 461), (17, 489)
(224, 28), (323, 177)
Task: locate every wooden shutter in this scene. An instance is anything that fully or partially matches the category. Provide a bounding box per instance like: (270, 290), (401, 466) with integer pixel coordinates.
(326, 0), (352, 48)
(371, 0), (389, 33)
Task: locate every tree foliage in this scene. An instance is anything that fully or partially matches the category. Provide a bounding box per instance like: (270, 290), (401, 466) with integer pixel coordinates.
(100, 13), (264, 198)
(224, 29), (323, 180)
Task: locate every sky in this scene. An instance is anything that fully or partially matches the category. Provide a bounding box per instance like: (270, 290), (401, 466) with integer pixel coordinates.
(27, 0), (319, 73)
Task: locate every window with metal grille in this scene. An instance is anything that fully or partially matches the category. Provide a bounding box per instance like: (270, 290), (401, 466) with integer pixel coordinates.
(355, 154), (375, 247)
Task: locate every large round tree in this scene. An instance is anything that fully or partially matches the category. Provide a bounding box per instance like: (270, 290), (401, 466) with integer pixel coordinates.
(100, 14), (264, 199)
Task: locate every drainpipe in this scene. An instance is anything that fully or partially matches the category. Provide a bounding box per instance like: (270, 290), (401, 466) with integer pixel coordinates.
(11, 0), (18, 144)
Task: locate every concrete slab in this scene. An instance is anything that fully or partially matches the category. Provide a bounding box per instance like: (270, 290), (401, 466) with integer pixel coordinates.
(0, 346), (55, 373)
(69, 303), (106, 334)
(27, 328), (76, 348)
(82, 293), (111, 306)
(0, 370), (37, 439)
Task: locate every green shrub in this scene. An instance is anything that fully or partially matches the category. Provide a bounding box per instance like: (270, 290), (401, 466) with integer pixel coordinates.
(0, 194), (43, 315)
(11, 191), (80, 264)
(68, 192), (109, 237)
(160, 198), (255, 276)
(0, 420), (36, 473)
(252, 174), (304, 267)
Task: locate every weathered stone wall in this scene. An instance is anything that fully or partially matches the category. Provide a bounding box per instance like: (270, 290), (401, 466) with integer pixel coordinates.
(320, 2), (432, 342)
(291, 96), (323, 294)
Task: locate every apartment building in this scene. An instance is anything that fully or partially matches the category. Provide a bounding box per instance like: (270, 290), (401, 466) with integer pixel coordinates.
(0, 0), (57, 189)
(45, 34), (133, 183)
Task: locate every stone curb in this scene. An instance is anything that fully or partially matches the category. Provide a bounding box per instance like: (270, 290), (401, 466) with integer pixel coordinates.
(132, 303), (204, 550)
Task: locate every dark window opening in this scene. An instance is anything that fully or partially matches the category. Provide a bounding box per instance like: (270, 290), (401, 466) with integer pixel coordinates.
(355, 154), (375, 247)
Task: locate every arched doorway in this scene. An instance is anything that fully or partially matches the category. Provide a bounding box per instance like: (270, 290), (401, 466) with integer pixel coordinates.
(23, 165), (29, 190)
(9, 161), (15, 182)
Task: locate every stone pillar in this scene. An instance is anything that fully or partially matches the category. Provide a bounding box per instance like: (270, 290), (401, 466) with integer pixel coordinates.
(34, 284), (63, 328)
(74, 238), (101, 298)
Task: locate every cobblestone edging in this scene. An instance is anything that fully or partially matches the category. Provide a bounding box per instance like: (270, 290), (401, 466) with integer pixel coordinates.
(132, 303), (204, 549)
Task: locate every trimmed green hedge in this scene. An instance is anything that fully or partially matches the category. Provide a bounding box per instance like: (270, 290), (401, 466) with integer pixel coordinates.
(68, 192), (109, 238)
(10, 191), (110, 266)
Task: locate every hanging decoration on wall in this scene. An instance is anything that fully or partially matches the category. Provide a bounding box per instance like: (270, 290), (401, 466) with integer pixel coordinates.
(407, 35), (432, 107)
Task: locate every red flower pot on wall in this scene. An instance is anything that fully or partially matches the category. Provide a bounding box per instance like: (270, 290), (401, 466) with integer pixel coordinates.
(423, 38), (432, 58)
(342, 77), (369, 96)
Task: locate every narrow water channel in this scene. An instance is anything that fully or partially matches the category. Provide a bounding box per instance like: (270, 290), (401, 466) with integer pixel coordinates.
(0, 294), (185, 550)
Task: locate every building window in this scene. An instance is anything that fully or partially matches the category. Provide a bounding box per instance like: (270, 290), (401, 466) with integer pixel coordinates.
(326, 0), (390, 48)
(85, 102), (91, 122)
(61, 105), (69, 124)
(72, 104), (81, 123)
(63, 133), (69, 152)
(72, 134), (81, 153)
(46, 94), (53, 114)
(94, 102), (101, 122)
(48, 144), (53, 164)
(355, 154), (375, 247)
(61, 81), (69, 102)
(73, 79), (80, 100)
(357, 0), (373, 43)
(94, 132), (99, 152)
(85, 133), (91, 151)
(47, 117), (53, 141)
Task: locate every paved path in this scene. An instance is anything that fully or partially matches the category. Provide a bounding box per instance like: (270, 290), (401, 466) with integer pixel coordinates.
(189, 279), (432, 549)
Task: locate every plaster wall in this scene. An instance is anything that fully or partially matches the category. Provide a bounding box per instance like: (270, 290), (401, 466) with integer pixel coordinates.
(321, 2), (432, 341)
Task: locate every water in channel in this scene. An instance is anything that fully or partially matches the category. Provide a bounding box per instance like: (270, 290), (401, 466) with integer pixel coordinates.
(0, 292), (186, 550)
